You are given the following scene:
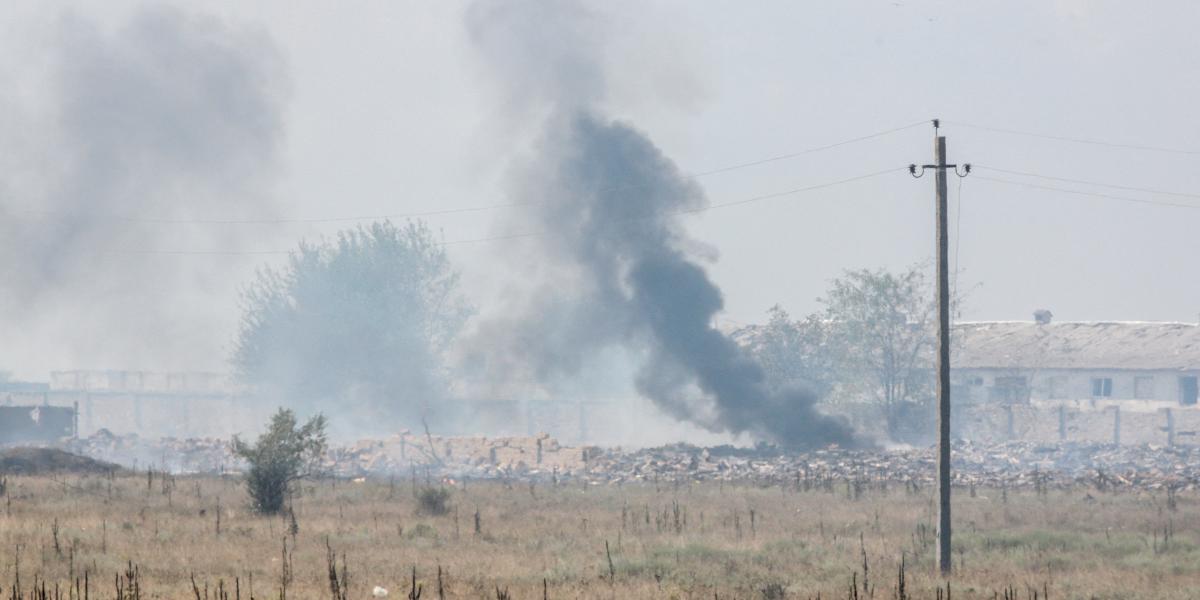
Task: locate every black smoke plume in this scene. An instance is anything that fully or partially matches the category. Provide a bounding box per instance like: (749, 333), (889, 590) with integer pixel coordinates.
(467, 1), (854, 448)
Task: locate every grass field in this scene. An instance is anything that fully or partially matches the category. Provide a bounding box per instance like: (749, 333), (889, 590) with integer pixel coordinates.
(0, 472), (1196, 599)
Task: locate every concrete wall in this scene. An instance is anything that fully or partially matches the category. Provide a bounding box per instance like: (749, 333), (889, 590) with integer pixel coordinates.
(955, 402), (1200, 446)
(827, 396), (1200, 447)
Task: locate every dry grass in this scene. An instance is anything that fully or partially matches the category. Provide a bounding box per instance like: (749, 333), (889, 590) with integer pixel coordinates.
(0, 472), (1195, 599)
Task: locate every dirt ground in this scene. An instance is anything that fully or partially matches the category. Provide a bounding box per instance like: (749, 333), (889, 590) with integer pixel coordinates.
(0, 472), (1195, 599)
(0, 448), (118, 476)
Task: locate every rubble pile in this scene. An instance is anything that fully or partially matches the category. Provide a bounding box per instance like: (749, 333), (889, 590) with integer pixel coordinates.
(326, 432), (590, 478)
(581, 440), (1200, 491)
(57, 429), (592, 477)
(47, 431), (1200, 491)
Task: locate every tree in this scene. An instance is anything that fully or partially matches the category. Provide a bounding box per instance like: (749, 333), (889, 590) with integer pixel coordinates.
(820, 266), (937, 438)
(733, 305), (837, 399)
(232, 221), (471, 430)
(233, 408), (328, 513)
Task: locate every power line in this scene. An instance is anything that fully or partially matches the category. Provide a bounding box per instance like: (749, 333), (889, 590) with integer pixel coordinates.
(687, 120), (928, 178)
(974, 165), (1200, 200)
(973, 174), (1200, 210)
(689, 167), (899, 213)
(111, 167), (901, 255)
(9, 121), (926, 227)
(944, 120), (1200, 156)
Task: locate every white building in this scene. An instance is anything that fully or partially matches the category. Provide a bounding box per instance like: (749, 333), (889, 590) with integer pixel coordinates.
(953, 321), (1200, 410)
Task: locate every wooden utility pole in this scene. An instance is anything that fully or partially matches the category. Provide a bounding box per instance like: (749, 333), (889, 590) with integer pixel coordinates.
(910, 120), (968, 575)
(933, 134), (952, 575)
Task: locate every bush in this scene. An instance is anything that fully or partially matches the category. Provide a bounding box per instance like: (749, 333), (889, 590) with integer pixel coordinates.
(416, 486), (451, 516)
(404, 523), (439, 540)
(233, 408), (327, 513)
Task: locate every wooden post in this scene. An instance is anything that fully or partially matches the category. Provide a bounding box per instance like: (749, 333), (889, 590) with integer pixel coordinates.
(934, 135), (953, 575)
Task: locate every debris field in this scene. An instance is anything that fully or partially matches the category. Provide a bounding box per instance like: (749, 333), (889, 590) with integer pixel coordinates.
(54, 429), (1200, 491)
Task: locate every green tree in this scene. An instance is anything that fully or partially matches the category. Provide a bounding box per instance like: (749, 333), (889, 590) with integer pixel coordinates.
(820, 266), (937, 438)
(232, 408), (328, 513)
(232, 221), (471, 430)
(734, 305), (837, 399)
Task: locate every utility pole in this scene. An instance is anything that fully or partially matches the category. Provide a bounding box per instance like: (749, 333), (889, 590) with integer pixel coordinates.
(910, 119), (968, 575)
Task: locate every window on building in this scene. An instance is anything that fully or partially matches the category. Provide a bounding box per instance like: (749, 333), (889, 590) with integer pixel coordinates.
(990, 376), (1030, 404)
(1091, 377), (1113, 398)
(1134, 376), (1155, 400)
(1047, 375), (1069, 400)
(1180, 376), (1198, 406)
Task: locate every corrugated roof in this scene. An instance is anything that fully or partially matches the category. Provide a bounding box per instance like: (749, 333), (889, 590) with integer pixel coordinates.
(954, 321), (1200, 371)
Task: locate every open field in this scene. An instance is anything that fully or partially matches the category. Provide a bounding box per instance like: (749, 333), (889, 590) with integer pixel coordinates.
(0, 472), (1196, 599)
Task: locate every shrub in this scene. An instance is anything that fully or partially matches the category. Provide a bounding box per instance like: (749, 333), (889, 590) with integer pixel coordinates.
(405, 523), (439, 540)
(233, 408), (327, 514)
(416, 486), (451, 516)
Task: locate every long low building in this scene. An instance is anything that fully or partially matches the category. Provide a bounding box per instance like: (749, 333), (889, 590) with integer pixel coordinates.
(953, 321), (1200, 409)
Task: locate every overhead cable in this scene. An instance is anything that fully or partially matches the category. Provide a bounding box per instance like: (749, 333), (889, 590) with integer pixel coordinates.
(944, 121), (1200, 156)
(112, 167), (902, 255)
(12, 121), (926, 227)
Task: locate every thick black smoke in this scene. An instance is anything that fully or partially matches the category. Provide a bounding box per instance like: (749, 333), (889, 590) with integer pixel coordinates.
(467, 1), (854, 448)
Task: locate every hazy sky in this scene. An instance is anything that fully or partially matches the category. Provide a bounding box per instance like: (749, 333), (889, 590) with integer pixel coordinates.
(2, 0), (1198, 378)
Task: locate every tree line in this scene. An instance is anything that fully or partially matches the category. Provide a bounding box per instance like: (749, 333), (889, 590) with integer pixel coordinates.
(231, 219), (941, 441)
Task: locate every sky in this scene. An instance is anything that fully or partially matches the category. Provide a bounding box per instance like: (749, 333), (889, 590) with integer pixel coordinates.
(1, 0), (1198, 379)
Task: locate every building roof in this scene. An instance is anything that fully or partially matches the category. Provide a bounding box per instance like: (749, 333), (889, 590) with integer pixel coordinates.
(954, 321), (1200, 371)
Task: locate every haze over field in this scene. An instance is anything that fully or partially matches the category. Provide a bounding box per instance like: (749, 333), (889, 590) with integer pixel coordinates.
(1, 1), (1197, 432)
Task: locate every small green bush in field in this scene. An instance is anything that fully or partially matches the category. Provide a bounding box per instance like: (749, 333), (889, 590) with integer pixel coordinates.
(233, 408), (327, 514)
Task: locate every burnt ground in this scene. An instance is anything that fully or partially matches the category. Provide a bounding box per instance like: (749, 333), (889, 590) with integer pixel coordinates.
(0, 447), (120, 475)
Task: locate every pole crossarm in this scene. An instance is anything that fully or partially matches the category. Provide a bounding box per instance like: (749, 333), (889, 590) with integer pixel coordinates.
(909, 163), (971, 178)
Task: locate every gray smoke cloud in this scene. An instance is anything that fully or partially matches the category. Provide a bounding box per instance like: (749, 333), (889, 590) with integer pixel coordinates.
(0, 7), (288, 375)
(466, 1), (854, 448)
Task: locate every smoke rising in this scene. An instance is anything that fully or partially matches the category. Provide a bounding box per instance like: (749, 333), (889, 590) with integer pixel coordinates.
(467, 2), (854, 448)
(0, 7), (288, 376)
